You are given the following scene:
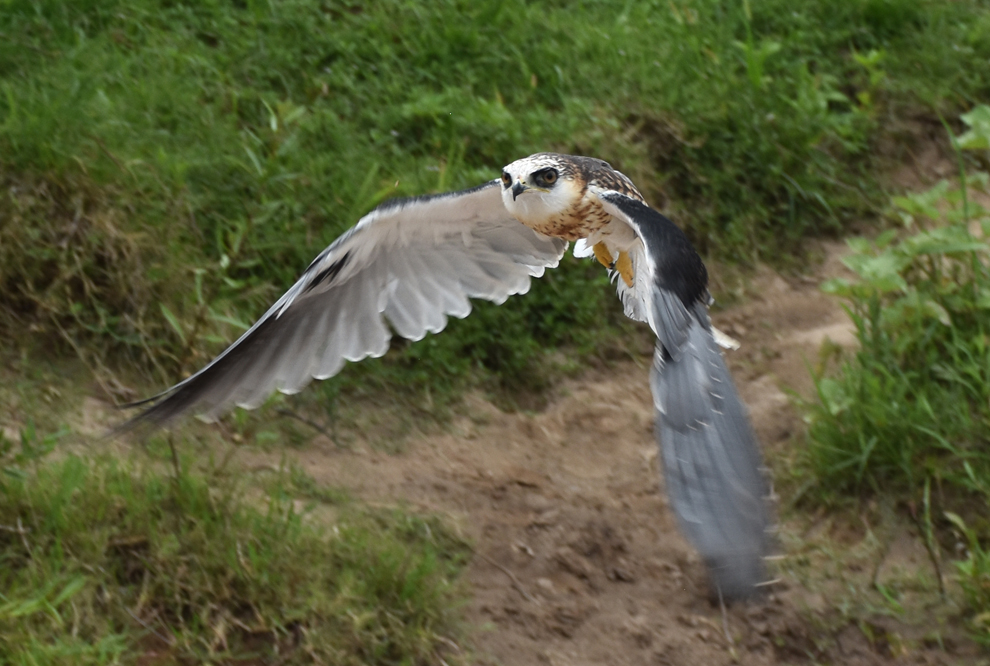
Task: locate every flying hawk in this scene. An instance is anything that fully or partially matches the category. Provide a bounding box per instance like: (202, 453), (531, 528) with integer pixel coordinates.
(123, 153), (771, 600)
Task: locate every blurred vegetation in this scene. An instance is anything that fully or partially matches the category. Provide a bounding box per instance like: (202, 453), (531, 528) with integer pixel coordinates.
(0, 430), (469, 664)
(1, 0), (989, 409)
(803, 105), (990, 642)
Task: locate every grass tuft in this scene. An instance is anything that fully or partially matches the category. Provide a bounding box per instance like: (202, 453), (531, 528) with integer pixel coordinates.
(0, 436), (470, 664)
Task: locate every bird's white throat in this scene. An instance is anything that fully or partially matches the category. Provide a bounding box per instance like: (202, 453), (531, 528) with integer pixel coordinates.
(501, 176), (582, 230)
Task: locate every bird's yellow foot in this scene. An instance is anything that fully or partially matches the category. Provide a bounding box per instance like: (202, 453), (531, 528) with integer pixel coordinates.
(592, 242), (614, 270)
(615, 251), (634, 288)
(593, 242), (634, 287)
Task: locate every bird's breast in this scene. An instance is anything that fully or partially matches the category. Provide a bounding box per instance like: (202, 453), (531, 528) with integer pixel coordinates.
(528, 197), (613, 241)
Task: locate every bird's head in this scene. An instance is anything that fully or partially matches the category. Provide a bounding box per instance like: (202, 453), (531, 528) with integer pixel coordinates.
(499, 153), (586, 226)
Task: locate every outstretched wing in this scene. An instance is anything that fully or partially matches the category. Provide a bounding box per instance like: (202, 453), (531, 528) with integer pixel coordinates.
(595, 189), (771, 600)
(122, 180), (567, 430)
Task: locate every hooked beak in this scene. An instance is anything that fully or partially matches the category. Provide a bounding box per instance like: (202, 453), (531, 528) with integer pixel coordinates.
(511, 181), (528, 201)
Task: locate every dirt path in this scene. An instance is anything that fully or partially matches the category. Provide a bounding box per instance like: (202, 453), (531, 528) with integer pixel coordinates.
(234, 241), (978, 665)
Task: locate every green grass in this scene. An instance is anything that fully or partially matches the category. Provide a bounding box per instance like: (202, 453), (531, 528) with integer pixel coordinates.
(0, 432), (470, 665)
(1, 0), (989, 408)
(801, 106), (990, 641)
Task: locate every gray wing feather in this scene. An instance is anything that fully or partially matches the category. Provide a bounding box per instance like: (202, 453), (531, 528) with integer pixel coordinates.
(651, 289), (692, 361)
(653, 314), (768, 599)
(598, 190), (770, 599)
(122, 180), (566, 430)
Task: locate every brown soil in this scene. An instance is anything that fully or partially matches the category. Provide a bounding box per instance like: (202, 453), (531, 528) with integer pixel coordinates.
(235, 241), (982, 665)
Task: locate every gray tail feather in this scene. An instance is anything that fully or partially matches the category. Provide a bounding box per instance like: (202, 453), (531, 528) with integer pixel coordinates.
(652, 314), (771, 600)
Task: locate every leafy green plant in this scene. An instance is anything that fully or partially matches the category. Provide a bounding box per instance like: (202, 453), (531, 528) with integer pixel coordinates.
(804, 104), (990, 637)
(810, 216), (990, 491)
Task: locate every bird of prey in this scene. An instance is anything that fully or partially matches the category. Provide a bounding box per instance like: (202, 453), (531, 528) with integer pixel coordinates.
(123, 152), (771, 600)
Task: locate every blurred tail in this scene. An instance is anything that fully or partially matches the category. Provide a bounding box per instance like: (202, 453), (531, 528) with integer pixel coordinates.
(652, 311), (771, 600)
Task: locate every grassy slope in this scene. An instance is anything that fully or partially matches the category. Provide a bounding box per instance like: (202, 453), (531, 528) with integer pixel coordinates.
(2, 0), (988, 408)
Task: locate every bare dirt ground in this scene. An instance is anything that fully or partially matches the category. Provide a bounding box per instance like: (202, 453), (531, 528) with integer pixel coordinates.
(232, 240), (983, 666)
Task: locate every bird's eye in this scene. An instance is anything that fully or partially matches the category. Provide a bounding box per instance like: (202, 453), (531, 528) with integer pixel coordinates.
(501, 171), (512, 188)
(535, 168), (558, 187)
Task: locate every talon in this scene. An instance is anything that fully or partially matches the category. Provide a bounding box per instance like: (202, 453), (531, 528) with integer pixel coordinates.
(592, 242), (614, 270)
(615, 251), (634, 288)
